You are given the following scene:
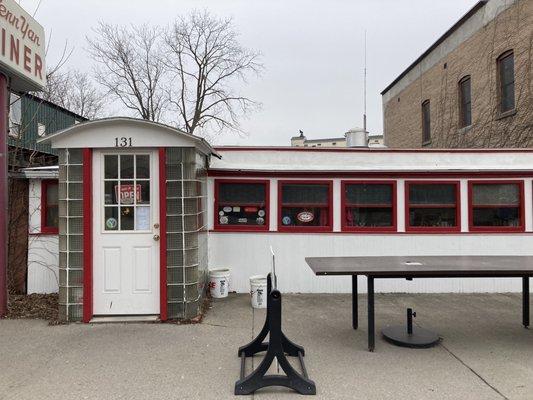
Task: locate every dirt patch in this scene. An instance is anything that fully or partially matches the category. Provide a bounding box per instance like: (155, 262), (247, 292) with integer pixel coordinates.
(6, 293), (59, 322)
(166, 293), (212, 325)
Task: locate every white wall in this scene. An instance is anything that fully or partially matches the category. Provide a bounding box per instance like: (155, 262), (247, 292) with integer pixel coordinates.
(27, 179), (59, 294)
(208, 176), (533, 294)
(209, 233), (532, 294)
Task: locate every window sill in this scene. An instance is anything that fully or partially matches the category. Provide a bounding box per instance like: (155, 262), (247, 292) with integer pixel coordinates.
(422, 140), (432, 147)
(457, 125), (472, 134)
(495, 109), (516, 121)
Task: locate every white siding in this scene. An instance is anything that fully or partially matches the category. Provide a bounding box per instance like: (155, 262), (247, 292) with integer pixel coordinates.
(27, 235), (59, 294)
(27, 178), (59, 294)
(209, 233), (530, 294)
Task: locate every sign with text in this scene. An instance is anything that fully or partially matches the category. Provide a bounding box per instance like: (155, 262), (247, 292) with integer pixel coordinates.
(115, 184), (141, 205)
(0, 0), (46, 91)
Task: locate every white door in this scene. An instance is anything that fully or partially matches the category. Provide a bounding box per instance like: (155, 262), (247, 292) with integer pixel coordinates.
(93, 150), (160, 315)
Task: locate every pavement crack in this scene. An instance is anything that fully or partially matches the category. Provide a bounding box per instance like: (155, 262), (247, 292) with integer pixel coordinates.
(202, 322), (229, 328)
(439, 342), (510, 400)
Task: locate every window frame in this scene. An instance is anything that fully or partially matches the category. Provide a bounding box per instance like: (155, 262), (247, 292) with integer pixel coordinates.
(278, 180), (333, 233)
(341, 180), (397, 232)
(421, 99), (431, 144)
(468, 180), (524, 233)
(41, 179), (59, 234)
(458, 75), (472, 128)
(497, 50), (515, 114)
(405, 180), (461, 233)
(214, 179), (270, 232)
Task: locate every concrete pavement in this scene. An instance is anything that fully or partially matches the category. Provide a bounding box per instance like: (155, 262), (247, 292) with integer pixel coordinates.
(0, 293), (532, 399)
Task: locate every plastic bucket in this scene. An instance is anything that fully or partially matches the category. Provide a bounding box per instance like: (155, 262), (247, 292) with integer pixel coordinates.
(209, 268), (231, 299)
(249, 275), (268, 309)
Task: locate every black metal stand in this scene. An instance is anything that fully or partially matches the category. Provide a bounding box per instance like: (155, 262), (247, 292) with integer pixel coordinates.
(235, 274), (316, 395)
(382, 308), (440, 349)
(523, 276), (530, 328)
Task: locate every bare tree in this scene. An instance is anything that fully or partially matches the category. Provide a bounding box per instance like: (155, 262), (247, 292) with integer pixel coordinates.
(87, 23), (167, 121)
(164, 11), (262, 136)
(42, 70), (106, 120)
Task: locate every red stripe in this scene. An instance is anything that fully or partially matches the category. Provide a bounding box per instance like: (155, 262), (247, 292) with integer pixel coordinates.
(207, 170), (533, 178)
(82, 149), (93, 323)
(158, 148), (167, 321)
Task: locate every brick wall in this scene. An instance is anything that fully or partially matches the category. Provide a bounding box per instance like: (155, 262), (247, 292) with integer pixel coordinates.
(383, 0), (532, 148)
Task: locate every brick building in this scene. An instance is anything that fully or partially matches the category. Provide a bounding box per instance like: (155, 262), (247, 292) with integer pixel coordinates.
(381, 0), (532, 148)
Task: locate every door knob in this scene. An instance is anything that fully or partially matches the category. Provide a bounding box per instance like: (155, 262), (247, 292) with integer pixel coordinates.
(153, 234), (160, 241)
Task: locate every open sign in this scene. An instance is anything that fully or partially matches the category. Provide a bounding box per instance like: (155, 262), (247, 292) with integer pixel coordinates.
(114, 184), (141, 205)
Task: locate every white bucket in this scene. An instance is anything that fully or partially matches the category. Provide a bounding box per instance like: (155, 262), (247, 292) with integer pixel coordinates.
(250, 275), (268, 309)
(209, 268), (231, 299)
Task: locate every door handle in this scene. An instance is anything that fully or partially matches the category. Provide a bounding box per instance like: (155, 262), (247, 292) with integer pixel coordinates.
(153, 234), (160, 241)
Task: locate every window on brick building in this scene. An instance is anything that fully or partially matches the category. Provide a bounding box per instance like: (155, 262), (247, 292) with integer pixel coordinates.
(421, 100), (431, 143)
(498, 51), (515, 113)
(458, 76), (471, 127)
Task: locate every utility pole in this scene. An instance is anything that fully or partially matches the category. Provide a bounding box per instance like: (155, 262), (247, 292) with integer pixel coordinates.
(363, 30), (367, 133)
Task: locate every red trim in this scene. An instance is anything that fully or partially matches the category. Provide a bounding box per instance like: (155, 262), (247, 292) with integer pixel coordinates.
(405, 181), (461, 233)
(468, 180), (525, 233)
(208, 170), (533, 178)
(40, 179), (59, 234)
(158, 148), (168, 321)
(208, 230), (533, 236)
(278, 180), (333, 232)
(213, 146), (533, 154)
(341, 180), (397, 232)
(214, 179), (270, 232)
(82, 149), (93, 323)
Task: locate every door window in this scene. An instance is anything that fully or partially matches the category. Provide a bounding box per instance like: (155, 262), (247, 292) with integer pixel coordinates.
(103, 154), (151, 232)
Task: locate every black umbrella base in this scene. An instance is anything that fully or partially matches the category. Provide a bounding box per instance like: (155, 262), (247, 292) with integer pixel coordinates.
(382, 325), (440, 349)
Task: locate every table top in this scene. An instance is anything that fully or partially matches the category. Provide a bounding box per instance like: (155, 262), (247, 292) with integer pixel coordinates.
(305, 256), (533, 277)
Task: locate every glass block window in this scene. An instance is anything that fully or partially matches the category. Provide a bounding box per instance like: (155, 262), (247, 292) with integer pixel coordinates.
(165, 148), (208, 320)
(279, 181), (332, 231)
(58, 148), (84, 322)
(342, 181), (396, 231)
(469, 181), (524, 231)
(215, 180), (269, 230)
(406, 181), (460, 231)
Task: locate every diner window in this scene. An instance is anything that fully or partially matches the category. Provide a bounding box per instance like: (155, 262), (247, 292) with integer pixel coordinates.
(342, 181), (396, 231)
(422, 100), (431, 143)
(498, 51), (515, 113)
(406, 181), (460, 232)
(41, 180), (59, 234)
(215, 180), (269, 230)
(469, 181), (524, 231)
(458, 76), (472, 127)
(279, 181), (332, 231)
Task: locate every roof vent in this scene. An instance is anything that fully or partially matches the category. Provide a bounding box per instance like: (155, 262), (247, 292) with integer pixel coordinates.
(345, 127), (368, 147)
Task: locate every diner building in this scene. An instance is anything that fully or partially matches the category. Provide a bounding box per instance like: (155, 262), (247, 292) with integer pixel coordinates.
(37, 117), (533, 322)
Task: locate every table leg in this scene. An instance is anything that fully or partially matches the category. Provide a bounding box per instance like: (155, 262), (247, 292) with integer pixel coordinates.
(523, 276), (530, 328)
(367, 276), (375, 352)
(352, 275), (358, 330)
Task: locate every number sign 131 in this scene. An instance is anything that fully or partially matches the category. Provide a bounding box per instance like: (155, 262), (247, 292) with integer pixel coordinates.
(115, 137), (133, 147)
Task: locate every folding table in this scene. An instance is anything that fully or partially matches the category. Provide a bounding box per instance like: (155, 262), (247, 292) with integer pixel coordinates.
(306, 256), (532, 351)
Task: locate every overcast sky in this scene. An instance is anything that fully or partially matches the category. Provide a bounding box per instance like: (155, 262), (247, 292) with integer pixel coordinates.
(20, 0), (478, 145)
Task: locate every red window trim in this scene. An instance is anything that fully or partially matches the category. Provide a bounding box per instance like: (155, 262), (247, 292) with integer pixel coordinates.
(40, 179), (59, 234)
(214, 179), (270, 232)
(405, 180), (461, 233)
(278, 180), (333, 233)
(468, 180), (525, 232)
(341, 180), (397, 232)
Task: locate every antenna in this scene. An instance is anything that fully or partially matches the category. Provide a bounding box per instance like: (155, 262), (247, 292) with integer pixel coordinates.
(363, 30), (367, 133)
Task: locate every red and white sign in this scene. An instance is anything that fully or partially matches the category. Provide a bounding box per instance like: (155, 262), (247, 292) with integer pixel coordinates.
(115, 184), (141, 205)
(0, 0), (46, 91)
(297, 211), (314, 223)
